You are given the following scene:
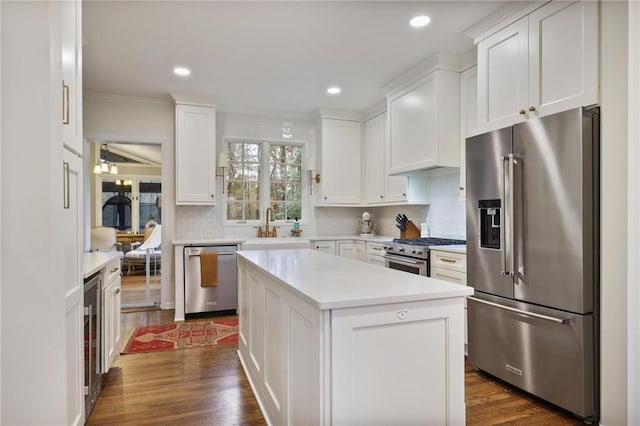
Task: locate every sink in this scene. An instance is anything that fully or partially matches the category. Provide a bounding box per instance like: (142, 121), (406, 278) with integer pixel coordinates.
(241, 238), (311, 250)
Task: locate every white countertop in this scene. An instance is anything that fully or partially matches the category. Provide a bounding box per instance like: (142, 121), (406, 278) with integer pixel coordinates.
(429, 244), (467, 254)
(172, 238), (245, 246)
(308, 234), (394, 243)
(82, 251), (121, 278)
(237, 248), (473, 310)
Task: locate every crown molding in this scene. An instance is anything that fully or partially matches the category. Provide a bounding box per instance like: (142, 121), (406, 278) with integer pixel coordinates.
(363, 100), (386, 122)
(170, 92), (216, 107)
(314, 109), (364, 122)
(381, 53), (463, 97)
(464, 1), (550, 44)
(84, 92), (173, 106)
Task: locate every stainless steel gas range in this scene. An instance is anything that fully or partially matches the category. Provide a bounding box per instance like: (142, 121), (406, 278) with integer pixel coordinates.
(383, 237), (466, 276)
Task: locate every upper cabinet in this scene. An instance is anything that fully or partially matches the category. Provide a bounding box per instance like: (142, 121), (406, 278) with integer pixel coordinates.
(459, 65), (478, 197)
(364, 112), (409, 204)
(317, 116), (362, 205)
(61, 0), (83, 154)
(476, 0), (598, 133)
(175, 103), (217, 205)
(387, 68), (460, 175)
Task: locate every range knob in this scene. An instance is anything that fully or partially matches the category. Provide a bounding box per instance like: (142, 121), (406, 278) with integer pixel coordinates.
(411, 250), (417, 254)
(398, 248), (405, 252)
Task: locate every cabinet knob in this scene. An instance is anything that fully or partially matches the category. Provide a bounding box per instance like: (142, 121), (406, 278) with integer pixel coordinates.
(529, 106), (537, 112)
(519, 109), (526, 115)
(115, 288), (121, 295)
(380, 195), (384, 199)
(211, 194), (215, 198)
(402, 193), (406, 197)
(324, 196), (327, 200)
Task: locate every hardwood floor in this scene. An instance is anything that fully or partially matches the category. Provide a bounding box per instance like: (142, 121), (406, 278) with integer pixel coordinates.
(120, 273), (161, 307)
(87, 310), (585, 425)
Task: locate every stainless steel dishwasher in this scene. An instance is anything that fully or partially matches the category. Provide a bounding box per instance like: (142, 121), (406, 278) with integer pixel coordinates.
(184, 244), (238, 314)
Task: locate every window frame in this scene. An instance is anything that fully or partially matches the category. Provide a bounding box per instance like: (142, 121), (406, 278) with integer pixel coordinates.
(222, 136), (309, 227)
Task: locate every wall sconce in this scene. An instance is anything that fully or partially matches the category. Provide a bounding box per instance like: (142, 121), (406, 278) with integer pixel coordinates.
(216, 152), (228, 194)
(307, 157), (320, 195)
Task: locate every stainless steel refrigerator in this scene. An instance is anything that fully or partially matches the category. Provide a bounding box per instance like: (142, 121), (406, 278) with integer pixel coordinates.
(465, 106), (599, 421)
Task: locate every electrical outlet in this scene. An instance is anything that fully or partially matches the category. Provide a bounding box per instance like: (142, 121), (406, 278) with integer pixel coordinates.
(397, 309), (408, 320)
(204, 231), (215, 238)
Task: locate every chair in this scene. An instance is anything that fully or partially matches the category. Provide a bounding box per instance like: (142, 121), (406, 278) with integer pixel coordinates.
(123, 224), (162, 275)
(90, 226), (123, 252)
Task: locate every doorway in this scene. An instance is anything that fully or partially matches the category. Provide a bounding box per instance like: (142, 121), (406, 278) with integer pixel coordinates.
(90, 141), (163, 309)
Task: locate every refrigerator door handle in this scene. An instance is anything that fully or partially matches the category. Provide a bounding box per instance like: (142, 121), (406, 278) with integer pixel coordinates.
(508, 154), (516, 276)
(500, 156), (513, 276)
(468, 296), (570, 324)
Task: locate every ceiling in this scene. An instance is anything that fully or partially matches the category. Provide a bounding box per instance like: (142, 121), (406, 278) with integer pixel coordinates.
(83, 1), (506, 116)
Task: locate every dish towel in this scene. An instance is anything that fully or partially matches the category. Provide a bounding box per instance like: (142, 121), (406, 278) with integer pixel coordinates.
(200, 252), (219, 287)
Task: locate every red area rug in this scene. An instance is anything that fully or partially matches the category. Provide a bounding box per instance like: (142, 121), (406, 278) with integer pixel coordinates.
(122, 318), (238, 354)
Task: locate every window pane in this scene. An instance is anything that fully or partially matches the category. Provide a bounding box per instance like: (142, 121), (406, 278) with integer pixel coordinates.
(139, 180), (161, 226)
(270, 164), (284, 182)
(270, 145), (284, 163)
(270, 183), (286, 201)
(285, 165), (301, 181)
(246, 201), (260, 220)
(228, 143), (243, 162)
(228, 163), (243, 181)
(227, 201), (244, 220)
(287, 201), (301, 220)
(101, 180), (132, 230)
(286, 183), (301, 200)
(244, 143), (259, 163)
(272, 202), (286, 220)
(244, 164), (260, 181)
(228, 182), (244, 201)
(246, 182), (260, 201)
(285, 145), (302, 163)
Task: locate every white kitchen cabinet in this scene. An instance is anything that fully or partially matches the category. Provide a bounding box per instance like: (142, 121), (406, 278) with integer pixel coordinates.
(175, 103), (217, 205)
(102, 257), (122, 372)
(387, 69), (460, 175)
(477, 0), (598, 133)
(318, 118), (362, 205)
(364, 113), (409, 204)
(459, 65), (478, 197)
(63, 148), (85, 426)
(312, 240), (336, 255)
(429, 248), (468, 352)
(337, 241), (366, 262)
(366, 242), (386, 267)
(61, 0), (83, 155)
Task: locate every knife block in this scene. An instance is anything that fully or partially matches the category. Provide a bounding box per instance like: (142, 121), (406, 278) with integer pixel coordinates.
(400, 221), (421, 238)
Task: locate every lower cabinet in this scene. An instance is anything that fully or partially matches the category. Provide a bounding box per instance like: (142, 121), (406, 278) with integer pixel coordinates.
(102, 257), (122, 371)
(366, 242), (386, 267)
(311, 240), (337, 255)
(429, 249), (468, 352)
(337, 241), (366, 261)
(237, 256), (467, 425)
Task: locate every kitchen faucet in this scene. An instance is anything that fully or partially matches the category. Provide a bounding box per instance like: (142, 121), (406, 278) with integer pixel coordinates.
(256, 207), (277, 237)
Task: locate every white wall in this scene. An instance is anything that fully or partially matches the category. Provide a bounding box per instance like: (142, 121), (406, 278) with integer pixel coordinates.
(600, 1), (629, 424)
(176, 110), (317, 240)
(83, 93), (176, 308)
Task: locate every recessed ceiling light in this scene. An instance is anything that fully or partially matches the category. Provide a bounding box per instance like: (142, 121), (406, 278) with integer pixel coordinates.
(410, 15), (431, 28)
(173, 67), (191, 77)
(327, 86), (341, 95)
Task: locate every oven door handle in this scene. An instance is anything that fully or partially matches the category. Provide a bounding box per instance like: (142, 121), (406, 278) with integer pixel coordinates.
(383, 254), (426, 266)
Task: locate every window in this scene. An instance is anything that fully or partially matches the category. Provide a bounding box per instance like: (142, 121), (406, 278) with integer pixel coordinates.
(99, 178), (161, 231)
(225, 139), (305, 223)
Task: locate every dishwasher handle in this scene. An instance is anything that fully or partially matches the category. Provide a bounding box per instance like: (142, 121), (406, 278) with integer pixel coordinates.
(185, 247), (237, 257)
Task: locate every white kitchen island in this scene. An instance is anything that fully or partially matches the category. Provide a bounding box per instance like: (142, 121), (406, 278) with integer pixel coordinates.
(237, 248), (473, 426)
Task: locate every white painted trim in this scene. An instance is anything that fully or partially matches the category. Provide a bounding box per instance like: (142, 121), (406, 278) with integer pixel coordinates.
(628, 1), (640, 423)
(381, 52), (463, 96)
(314, 109), (364, 122)
(464, 0), (550, 43)
(363, 100), (386, 122)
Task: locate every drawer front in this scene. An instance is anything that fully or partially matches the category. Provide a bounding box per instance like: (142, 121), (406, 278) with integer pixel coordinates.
(106, 258), (122, 283)
(366, 242), (385, 256)
(429, 267), (466, 285)
(467, 295), (596, 418)
(431, 250), (466, 273)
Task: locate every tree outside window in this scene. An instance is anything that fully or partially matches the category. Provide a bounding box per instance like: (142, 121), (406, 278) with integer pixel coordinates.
(225, 140), (304, 222)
